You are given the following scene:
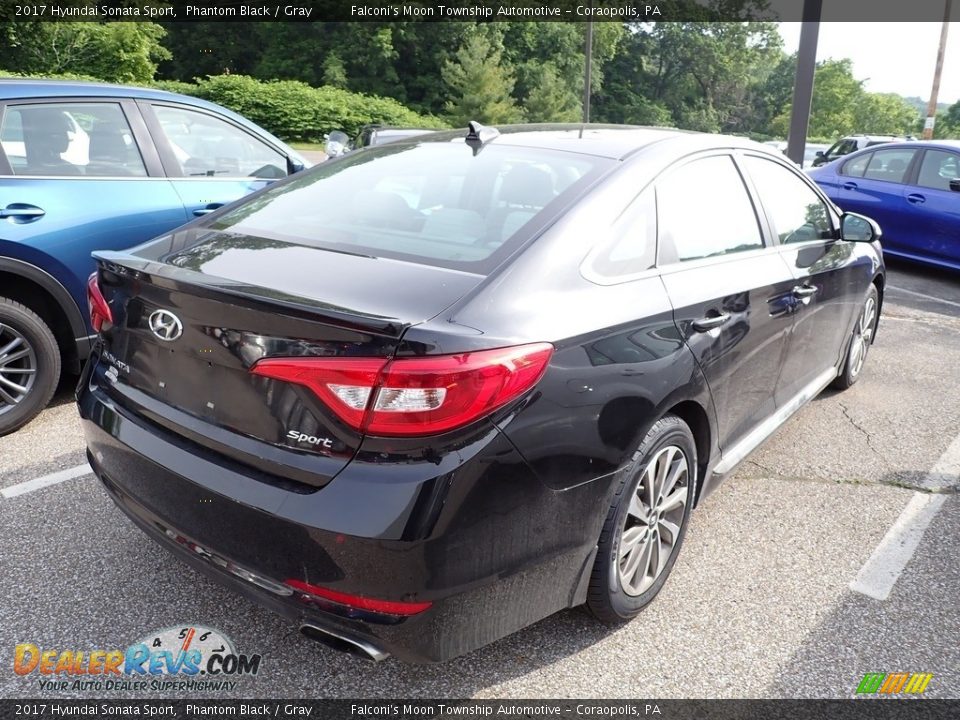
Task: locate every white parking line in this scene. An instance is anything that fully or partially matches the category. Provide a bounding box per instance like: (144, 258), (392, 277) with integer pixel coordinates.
(850, 434), (959, 601)
(850, 493), (947, 600)
(0, 463), (92, 499)
(887, 284), (960, 310)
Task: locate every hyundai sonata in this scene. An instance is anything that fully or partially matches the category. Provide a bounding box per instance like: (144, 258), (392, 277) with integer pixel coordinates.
(78, 124), (884, 662)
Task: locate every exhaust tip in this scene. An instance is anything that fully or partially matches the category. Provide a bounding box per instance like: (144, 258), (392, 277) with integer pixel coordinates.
(299, 624), (389, 662)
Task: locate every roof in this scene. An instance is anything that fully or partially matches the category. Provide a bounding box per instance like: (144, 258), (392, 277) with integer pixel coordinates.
(0, 78), (189, 103)
(0, 78), (301, 160)
(853, 140), (960, 152)
(412, 123), (756, 160)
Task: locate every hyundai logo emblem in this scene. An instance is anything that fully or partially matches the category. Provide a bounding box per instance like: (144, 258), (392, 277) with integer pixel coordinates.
(148, 309), (183, 342)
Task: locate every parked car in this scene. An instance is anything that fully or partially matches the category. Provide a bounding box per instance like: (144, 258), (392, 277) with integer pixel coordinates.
(0, 79), (309, 434)
(811, 134), (911, 167)
(77, 123), (884, 663)
(808, 140), (960, 271)
(804, 143), (830, 169)
(355, 125), (437, 148)
(322, 126), (439, 160)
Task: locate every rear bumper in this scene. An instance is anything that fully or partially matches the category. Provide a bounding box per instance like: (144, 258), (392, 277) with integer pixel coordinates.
(78, 360), (608, 662)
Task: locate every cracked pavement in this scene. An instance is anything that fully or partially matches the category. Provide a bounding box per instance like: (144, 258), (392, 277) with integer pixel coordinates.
(1, 259), (958, 699)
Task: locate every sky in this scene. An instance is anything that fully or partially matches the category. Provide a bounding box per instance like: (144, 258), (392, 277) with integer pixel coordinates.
(778, 22), (960, 106)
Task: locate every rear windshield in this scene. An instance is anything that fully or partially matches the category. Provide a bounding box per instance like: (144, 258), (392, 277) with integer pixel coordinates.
(208, 141), (611, 274)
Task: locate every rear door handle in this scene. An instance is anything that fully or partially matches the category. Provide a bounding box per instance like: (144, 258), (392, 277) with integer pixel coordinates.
(691, 313), (730, 332)
(906, 193), (926, 205)
(193, 203), (224, 216)
(0, 204), (45, 221)
(793, 284), (818, 298)
(841, 182), (858, 191)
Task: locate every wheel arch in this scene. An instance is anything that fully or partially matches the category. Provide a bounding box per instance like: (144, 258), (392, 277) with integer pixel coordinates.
(871, 271), (884, 342)
(0, 258), (88, 373)
(662, 399), (712, 507)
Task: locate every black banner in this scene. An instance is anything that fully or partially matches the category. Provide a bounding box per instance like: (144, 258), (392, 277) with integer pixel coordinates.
(0, 0), (959, 23)
(1, 700), (960, 720)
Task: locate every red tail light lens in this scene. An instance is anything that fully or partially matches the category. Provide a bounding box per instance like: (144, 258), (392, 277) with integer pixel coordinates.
(251, 342), (553, 437)
(86, 272), (112, 333)
(285, 579), (432, 616)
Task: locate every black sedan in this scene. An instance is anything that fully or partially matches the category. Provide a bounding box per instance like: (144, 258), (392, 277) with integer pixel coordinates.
(77, 124), (884, 663)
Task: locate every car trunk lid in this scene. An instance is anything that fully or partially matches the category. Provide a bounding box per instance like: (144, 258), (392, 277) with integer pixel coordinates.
(91, 229), (483, 489)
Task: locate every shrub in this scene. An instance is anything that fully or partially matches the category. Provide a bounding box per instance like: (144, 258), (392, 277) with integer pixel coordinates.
(0, 71), (444, 143)
(168, 75), (445, 142)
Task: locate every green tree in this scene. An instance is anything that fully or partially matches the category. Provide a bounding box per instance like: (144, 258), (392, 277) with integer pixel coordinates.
(1, 22), (170, 83)
(442, 31), (522, 126)
(854, 93), (919, 135)
(594, 17), (782, 134)
(321, 51), (348, 89)
(524, 62), (581, 123)
(771, 59), (862, 139)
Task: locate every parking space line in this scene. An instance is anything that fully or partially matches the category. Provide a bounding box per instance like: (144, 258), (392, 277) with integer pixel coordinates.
(0, 463), (93, 499)
(850, 432), (959, 601)
(887, 285), (960, 310)
(849, 493), (946, 601)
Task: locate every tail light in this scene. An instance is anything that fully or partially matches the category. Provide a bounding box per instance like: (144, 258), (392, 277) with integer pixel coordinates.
(86, 272), (112, 332)
(285, 579), (432, 617)
(251, 342), (553, 437)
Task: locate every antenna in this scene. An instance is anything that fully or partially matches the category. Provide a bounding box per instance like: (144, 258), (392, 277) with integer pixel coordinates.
(465, 121), (500, 155)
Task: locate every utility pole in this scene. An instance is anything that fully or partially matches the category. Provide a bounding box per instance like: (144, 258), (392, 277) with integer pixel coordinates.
(786, 0), (823, 165)
(923, 0), (952, 140)
(583, 21), (594, 124)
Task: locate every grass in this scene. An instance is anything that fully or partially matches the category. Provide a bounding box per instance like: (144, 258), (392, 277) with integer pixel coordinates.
(289, 142), (329, 151)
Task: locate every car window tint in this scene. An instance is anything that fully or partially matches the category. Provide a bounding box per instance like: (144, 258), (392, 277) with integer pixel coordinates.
(152, 105), (287, 179)
(744, 156), (833, 245)
(841, 153), (871, 178)
(863, 148), (916, 183)
(656, 155), (763, 262)
(0, 102), (146, 177)
(208, 142), (608, 274)
(584, 189), (656, 281)
(916, 149), (960, 191)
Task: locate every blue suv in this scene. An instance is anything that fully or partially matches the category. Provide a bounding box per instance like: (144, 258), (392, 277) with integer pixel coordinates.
(0, 79), (308, 434)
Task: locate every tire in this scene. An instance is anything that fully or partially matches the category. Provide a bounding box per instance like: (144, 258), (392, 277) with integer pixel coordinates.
(587, 414), (697, 623)
(0, 297), (61, 436)
(832, 284), (879, 391)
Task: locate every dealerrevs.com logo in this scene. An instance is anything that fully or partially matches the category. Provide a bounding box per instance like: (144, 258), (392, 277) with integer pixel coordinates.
(13, 625), (261, 693)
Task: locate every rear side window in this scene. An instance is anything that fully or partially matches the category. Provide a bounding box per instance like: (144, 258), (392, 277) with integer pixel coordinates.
(583, 189), (656, 282)
(841, 153), (871, 177)
(0, 102), (146, 177)
(656, 155), (764, 263)
(863, 148), (917, 183)
(209, 142), (608, 273)
(916, 149), (960, 191)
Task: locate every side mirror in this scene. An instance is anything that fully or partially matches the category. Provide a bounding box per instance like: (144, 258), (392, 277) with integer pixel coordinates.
(288, 158), (305, 174)
(815, 150), (825, 157)
(840, 212), (881, 243)
(949, 178), (960, 193)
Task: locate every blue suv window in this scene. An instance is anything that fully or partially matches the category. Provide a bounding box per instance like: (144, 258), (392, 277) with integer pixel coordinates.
(0, 103), (146, 177)
(916, 149), (960, 191)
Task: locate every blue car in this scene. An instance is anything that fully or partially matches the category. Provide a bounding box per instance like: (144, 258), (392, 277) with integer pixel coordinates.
(808, 140), (960, 272)
(0, 79), (308, 434)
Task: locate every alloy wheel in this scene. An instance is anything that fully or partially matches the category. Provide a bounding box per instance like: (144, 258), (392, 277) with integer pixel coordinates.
(617, 445), (689, 596)
(849, 295), (876, 379)
(0, 323), (38, 414)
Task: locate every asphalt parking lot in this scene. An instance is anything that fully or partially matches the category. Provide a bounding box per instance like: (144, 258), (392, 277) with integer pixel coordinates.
(1, 258), (957, 700)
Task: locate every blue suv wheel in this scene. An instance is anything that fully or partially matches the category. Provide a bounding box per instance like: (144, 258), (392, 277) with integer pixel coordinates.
(0, 297), (60, 435)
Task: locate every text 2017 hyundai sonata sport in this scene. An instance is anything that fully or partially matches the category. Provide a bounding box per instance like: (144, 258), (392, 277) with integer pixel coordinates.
(78, 124), (885, 663)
